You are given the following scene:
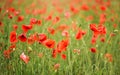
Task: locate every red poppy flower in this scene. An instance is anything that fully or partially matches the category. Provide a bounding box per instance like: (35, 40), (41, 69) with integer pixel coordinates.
(62, 30), (69, 37)
(18, 33), (27, 42)
(100, 5), (107, 11)
(0, 21), (3, 27)
(8, 14), (13, 19)
(110, 33), (115, 37)
(36, 20), (42, 26)
(3, 49), (12, 59)
(31, 33), (39, 42)
(106, 1), (111, 7)
(14, 10), (20, 16)
(75, 29), (82, 40)
(46, 15), (52, 21)
(20, 52), (30, 64)
(53, 16), (60, 24)
(22, 25), (32, 33)
(47, 27), (55, 35)
(113, 24), (117, 28)
(57, 39), (69, 53)
(9, 43), (16, 50)
(27, 33), (38, 44)
(30, 18), (37, 25)
(90, 24), (107, 44)
(91, 36), (97, 44)
(55, 16), (60, 22)
(38, 7), (46, 14)
(38, 33), (47, 43)
(0, 8), (1, 13)
(90, 47), (97, 53)
(90, 24), (98, 32)
(98, 24), (107, 35)
(70, 5), (78, 14)
(64, 11), (71, 18)
(13, 24), (18, 31)
(17, 16), (24, 22)
(61, 54), (66, 60)
(8, 0), (13, 3)
(100, 37), (105, 42)
(56, 6), (63, 13)
(9, 31), (17, 43)
(25, 9), (31, 14)
(99, 14), (106, 24)
(52, 49), (57, 58)
(57, 24), (69, 31)
(27, 36), (35, 44)
(43, 39), (55, 48)
(86, 16), (94, 21)
(81, 4), (89, 11)
(76, 29), (86, 40)
(7, 7), (15, 13)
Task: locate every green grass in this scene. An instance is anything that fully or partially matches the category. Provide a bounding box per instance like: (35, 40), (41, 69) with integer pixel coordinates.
(0, 0), (120, 75)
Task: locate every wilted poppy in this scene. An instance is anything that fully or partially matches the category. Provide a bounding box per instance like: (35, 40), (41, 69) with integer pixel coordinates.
(73, 49), (80, 55)
(38, 53), (43, 58)
(20, 52), (30, 64)
(105, 53), (113, 62)
(54, 63), (60, 70)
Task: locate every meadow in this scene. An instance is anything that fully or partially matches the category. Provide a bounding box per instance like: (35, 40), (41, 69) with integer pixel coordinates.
(0, 0), (120, 75)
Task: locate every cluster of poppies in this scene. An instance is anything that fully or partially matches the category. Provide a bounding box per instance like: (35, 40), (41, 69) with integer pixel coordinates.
(0, 0), (119, 68)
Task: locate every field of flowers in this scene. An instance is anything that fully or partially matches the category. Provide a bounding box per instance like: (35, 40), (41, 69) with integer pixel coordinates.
(0, 0), (120, 75)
